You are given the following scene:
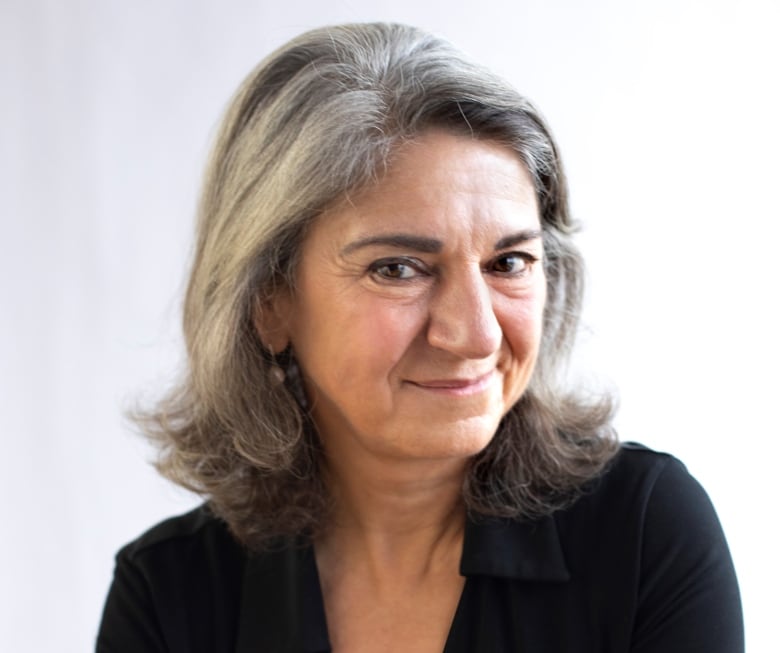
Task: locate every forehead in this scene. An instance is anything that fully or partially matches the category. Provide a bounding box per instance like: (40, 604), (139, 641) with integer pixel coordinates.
(379, 130), (534, 196)
(311, 130), (540, 246)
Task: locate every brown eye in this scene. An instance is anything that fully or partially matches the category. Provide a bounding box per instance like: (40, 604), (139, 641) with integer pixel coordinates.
(491, 253), (530, 275)
(368, 257), (425, 281)
(376, 262), (414, 279)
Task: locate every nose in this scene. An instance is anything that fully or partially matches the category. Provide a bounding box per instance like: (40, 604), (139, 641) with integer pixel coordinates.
(426, 268), (503, 359)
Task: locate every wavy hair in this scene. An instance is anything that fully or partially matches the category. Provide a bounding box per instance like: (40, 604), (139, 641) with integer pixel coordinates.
(138, 22), (618, 550)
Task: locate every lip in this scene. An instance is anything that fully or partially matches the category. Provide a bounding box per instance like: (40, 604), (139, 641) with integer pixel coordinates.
(407, 370), (496, 397)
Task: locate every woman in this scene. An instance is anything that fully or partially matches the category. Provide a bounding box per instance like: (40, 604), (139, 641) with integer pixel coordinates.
(97, 23), (743, 652)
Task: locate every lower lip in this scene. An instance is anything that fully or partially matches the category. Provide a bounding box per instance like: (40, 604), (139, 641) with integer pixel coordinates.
(408, 372), (495, 397)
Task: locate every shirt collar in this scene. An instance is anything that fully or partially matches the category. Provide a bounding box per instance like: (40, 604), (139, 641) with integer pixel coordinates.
(235, 514), (569, 652)
(460, 514), (570, 582)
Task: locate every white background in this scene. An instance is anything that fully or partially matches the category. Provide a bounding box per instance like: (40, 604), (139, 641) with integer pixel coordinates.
(2, 0), (778, 651)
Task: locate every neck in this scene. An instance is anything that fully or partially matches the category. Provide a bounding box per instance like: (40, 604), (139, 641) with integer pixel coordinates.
(316, 451), (468, 581)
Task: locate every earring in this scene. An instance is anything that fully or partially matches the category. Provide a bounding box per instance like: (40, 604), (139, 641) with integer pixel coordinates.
(266, 345), (286, 384)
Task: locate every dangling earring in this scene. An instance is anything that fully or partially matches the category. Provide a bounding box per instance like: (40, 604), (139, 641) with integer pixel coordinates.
(266, 345), (286, 384)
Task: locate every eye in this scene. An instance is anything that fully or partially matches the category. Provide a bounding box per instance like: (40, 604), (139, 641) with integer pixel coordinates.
(368, 257), (426, 281)
(489, 252), (538, 276)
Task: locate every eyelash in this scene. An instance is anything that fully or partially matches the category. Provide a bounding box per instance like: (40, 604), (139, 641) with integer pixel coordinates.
(367, 252), (539, 282)
(368, 257), (426, 281)
(489, 252), (539, 276)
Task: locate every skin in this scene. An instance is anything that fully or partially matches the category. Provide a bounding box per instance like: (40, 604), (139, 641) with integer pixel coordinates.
(258, 130), (546, 652)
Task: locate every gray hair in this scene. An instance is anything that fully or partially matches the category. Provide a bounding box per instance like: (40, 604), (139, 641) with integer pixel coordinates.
(140, 22), (617, 549)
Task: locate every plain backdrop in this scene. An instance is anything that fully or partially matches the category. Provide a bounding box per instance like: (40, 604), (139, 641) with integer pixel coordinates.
(2, 0), (778, 651)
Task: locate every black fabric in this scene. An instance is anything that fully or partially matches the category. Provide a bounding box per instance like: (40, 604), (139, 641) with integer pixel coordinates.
(96, 444), (743, 652)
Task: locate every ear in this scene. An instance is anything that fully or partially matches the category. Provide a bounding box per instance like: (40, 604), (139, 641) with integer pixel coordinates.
(252, 292), (292, 353)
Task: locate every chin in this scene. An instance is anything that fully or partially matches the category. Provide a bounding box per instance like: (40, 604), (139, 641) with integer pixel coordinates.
(411, 417), (500, 461)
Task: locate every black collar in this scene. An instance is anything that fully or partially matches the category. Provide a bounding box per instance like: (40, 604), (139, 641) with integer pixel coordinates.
(461, 514), (570, 582)
(235, 514), (569, 652)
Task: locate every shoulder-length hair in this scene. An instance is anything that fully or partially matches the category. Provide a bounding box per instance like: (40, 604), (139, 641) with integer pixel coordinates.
(138, 22), (618, 550)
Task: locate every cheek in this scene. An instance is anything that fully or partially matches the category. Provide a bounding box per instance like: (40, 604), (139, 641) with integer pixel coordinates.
(496, 293), (546, 400)
(296, 295), (426, 385)
(343, 303), (425, 371)
(502, 313), (542, 365)
(498, 287), (546, 349)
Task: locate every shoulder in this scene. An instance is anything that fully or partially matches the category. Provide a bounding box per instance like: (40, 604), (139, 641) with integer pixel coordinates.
(605, 442), (720, 531)
(576, 441), (704, 516)
(551, 441), (736, 596)
(561, 442), (723, 547)
(598, 440), (686, 490)
(600, 443), (740, 592)
(113, 504), (248, 601)
(117, 504), (238, 563)
(557, 442), (743, 650)
(98, 505), (249, 652)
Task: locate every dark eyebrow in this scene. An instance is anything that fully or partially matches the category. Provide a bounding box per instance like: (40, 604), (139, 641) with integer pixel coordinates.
(341, 229), (543, 257)
(341, 234), (443, 255)
(494, 229), (543, 250)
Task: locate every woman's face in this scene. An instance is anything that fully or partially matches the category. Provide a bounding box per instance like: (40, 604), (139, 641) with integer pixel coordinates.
(269, 130), (546, 466)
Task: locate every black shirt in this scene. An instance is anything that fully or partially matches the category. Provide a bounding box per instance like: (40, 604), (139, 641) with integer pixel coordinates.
(96, 444), (743, 651)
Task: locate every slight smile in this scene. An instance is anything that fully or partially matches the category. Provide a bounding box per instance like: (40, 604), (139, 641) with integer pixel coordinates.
(406, 371), (496, 397)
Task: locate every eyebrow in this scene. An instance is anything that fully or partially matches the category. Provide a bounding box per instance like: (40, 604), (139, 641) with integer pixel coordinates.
(341, 229), (543, 256)
(341, 234), (443, 255)
(494, 229), (543, 249)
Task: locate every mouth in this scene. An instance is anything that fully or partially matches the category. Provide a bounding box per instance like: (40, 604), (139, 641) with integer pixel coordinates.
(407, 370), (496, 397)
